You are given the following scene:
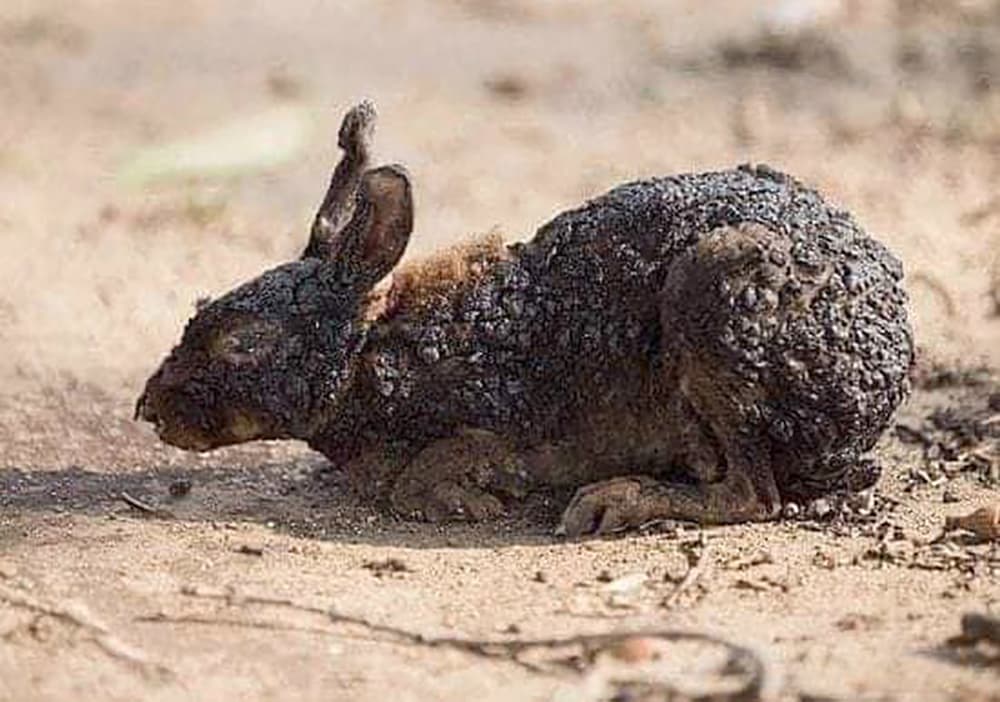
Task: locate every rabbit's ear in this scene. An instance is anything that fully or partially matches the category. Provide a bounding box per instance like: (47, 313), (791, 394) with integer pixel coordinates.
(329, 165), (414, 290)
(301, 102), (412, 289)
(303, 101), (376, 260)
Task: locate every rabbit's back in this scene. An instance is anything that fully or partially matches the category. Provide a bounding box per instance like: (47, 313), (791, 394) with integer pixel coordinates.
(513, 164), (911, 493)
(364, 164), (912, 497)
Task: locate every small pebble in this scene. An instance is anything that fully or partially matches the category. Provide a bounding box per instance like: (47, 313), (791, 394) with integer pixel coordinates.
(847, 489), (875, 514)
(362, 557), (411, 576)
(782, 502), (801, 519)
(169, 478), (193, 498)
(808, 498), (833, 520)
(608, 636), (659, 663)
(602, 572), (647, 595)
(234, 544), (264, 557)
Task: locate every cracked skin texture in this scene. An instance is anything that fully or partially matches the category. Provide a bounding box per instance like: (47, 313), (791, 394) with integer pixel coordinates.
(136, 103), (914, 537)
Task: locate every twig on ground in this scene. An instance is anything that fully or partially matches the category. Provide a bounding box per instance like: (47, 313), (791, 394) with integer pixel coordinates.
(0, 583), (172, 679)
(664, 536), (713, 609)
(137, 612), (360, 638)
(137, 583), (769, 700)
(120, 491), (173, 518)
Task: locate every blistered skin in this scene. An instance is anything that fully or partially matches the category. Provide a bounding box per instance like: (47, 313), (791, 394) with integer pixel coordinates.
(138, 103), (913, 535)
(311, 165), (912, 503)
(136, 260), (368, 450)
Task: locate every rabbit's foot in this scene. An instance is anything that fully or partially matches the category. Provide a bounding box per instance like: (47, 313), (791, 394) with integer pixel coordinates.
(557, 476), (664, 536)
(390, 429), (530, 522)
(558, 470), (778, 537)
(394, 481), (507, 522)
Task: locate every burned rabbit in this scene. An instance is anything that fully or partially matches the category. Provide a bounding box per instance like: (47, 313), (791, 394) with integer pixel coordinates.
(136, 101), (913, 536)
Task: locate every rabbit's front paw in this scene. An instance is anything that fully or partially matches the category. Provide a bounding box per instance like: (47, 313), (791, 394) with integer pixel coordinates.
(392, 481), (506, 522)
(557, 476), (663, 537)
(389, 430), (529, 523)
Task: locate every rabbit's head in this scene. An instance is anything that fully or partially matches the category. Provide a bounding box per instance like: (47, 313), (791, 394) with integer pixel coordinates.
(135, 102), (412, 451)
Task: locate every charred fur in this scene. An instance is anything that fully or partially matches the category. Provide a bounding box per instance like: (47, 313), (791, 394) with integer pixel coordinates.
(137, 103), (914, 536)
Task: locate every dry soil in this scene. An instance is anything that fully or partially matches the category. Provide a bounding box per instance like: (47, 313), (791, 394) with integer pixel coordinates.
(1, 1), (999, 700)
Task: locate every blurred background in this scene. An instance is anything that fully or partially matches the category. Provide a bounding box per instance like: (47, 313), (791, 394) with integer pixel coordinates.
(2, 0), (999, 398)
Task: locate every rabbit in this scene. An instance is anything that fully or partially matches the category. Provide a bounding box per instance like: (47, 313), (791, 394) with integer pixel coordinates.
(135, 100), (914, 536)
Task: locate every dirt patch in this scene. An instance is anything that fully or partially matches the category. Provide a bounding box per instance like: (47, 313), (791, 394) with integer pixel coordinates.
(2, 1), (1000, 700)
(2, 367), (998, 701)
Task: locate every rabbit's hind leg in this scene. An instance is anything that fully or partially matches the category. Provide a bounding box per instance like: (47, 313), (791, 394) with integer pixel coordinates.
(558, 362), (780, 536)
(557, 414), (779, 537)
(557, 456), (777, 537)
(560, 222), (792, 537)
(390, 428), (531, 522)
(557, 347), (781, 536)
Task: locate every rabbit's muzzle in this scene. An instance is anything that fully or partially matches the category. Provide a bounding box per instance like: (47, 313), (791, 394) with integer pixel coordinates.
(134, 369), (223, 451)
(136, 358), (275, 451)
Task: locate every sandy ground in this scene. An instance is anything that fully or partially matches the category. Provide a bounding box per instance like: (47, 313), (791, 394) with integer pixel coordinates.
(1, 1), (999, 700)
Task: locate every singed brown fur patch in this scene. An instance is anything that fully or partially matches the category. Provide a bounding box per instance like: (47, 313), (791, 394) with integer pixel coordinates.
(374, 229), (510, 320)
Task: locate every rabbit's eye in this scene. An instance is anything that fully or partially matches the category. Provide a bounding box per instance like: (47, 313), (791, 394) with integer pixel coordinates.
(212, 322), (279, 365)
